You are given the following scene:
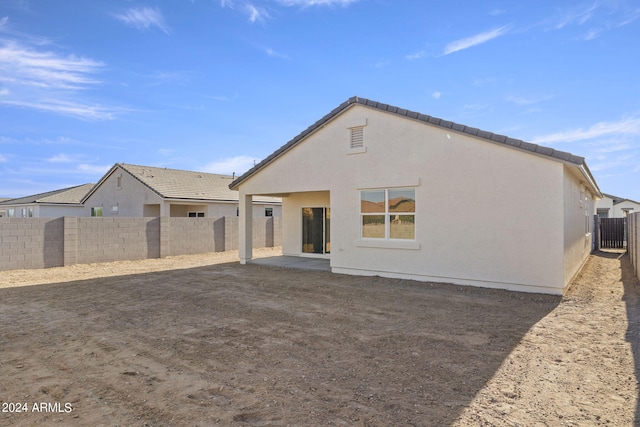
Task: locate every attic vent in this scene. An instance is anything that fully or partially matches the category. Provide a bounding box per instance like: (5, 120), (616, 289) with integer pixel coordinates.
(350, 127), (364, 149)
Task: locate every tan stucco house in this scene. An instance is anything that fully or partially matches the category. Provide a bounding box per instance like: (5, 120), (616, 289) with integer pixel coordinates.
(83, 163), (281, 218)
(596, 193), (640, 218)
(230, 97), (602, 295)
(0, 184), (94, 218)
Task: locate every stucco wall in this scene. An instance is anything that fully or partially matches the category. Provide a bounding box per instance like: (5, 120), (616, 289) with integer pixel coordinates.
(562, 167), (596, 288)
(239, 104), (576, 294)
(84, 167), (163, 217)
(613, 200), (640, 218)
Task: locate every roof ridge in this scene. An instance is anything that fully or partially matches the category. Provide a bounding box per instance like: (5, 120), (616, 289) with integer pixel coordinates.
(119, 162), (233, 178)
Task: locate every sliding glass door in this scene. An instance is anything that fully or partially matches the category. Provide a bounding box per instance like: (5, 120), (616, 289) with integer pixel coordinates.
(302, 207), (330, 255)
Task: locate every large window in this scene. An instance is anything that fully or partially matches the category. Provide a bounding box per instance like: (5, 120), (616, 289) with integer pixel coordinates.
(91, 207), (103, 217)
(361, 188), (415, 240)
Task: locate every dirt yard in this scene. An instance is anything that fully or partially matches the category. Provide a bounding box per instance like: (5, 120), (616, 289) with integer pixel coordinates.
(0, 248), (638, 426)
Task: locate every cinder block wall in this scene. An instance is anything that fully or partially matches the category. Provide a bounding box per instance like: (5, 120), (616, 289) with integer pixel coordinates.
(0, 216), (282, 272)
(0, 218), (64, 270)
(629, 213), (639, 279)
(76, 217), (161, 264)
(166, 217), (225, 256)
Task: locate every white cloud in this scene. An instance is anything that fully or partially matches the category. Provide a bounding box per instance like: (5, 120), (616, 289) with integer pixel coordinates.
(264, 47), (289, 58)
(0, 36), (124, 120)
(505, 94), (554, 106)
(203, 155), (258, 175)
(432, 91), (441, 100)
(114, 7), (170, 34)
(405, 50), (425, 60)
(532, 116), (640, 144)
(47, 153), (74, 163)
(245, 4), (270, 23)
(0, 40), (103, 90)
(1, 98), (119, 121)
(0, 16), (8, 28)
(276, 0), (359, 6)
(77, 163), (112, 174)
(443, 25), (510, 55)
(0, 154), (7, 163)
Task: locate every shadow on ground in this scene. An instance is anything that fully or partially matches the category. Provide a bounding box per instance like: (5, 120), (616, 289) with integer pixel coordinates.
(0, 262), (560, 426)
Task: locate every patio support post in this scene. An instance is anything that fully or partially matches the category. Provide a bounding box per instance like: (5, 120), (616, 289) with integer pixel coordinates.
(239, 193), (253, 264)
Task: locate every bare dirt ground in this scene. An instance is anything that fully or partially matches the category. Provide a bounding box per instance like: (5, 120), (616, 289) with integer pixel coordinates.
(0, 248), (638, 426)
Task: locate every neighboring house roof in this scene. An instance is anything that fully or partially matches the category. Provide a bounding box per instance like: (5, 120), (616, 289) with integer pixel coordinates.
(603, 193), (640, 206)
(83, 163), (280, 204)
(230, 96), (602, 197)
(0, 183), (95, 206)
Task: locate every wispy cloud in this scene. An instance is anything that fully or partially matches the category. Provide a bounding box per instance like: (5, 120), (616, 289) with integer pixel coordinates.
(405, 50), (426, 60)
(0, 37), (124, 121)
(276, 0), (359, 6)
(0, 17), (141, 122)
(220, 0), (358, 22)
(113, 7), (170, 34)
(1, 98), (120, 121)
(264, 47), (288, 58)
(443, 25), (510, 55)
(0, 40), (103, 90)
(245, 4), (270, 23)
(47, 153), (75, 163)
(554, 4), (598, 30)
(77, 163), (111, 174)
(432, 91), (441, 100)
(531, 116), (640, 144)
(505, 94), (554, 106)
(203, 155), (258, 175)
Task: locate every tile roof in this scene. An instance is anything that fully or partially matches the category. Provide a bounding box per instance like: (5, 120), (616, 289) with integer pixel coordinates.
(230, 96), (601, 196)
(0, 183), (95, 206)
(603, 193), (640, 205)
(98, 163), (280, 204)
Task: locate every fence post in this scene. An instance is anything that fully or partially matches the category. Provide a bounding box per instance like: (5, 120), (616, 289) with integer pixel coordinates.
(160, 216), (170, 258)
(593, 215), (600, 252)
(63, 216), (77, 267)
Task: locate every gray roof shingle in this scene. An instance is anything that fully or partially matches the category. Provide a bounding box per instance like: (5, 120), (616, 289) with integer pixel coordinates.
(93, 164), (280, 204)
(0, 183), (95, 206)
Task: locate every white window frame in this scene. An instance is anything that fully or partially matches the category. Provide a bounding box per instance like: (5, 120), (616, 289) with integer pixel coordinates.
(360, 188), (416, 241)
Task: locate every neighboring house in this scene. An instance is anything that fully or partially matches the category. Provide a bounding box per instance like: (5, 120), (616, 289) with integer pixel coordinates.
(0, 198), (9, 217)
(0, 184), (94, 218)
(230, 96), (602, 295)
(82, 163), (281, 218)
(596, 193), (640, 218)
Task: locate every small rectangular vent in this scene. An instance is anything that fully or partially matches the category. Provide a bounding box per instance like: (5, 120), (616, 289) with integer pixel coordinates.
(350, 127), (364, 149)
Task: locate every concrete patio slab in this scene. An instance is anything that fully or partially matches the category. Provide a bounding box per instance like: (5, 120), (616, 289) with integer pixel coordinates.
(250, 256), (331, 272)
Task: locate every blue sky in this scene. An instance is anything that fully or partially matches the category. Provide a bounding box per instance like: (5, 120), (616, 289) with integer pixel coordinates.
(1, 0), (639, 201)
